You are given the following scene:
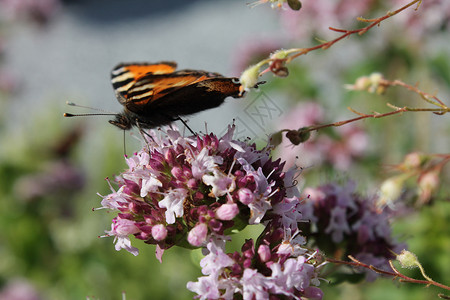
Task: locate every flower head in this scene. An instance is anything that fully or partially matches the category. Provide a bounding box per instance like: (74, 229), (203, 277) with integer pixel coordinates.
(98, 125), (305, 260)
(188, 238), (323, 299)
(301, 181), (407, 281)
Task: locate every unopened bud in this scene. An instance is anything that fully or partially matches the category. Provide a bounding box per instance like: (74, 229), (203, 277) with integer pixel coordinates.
(239, 64), (261, 95)
(368, 73), (386, 94)
(269, 50), (289, 77)
(377, 175), (407, 208)
(269, 130), (283, 147)
(286, 127), (311, 145)
(257, 244), (271, 262)
(216, 203), (239, 220)
(187, 223), (208, 247)
(151, 224), (168, 241)
(397, 250), (419, 269)
(345, 72), (386, 94)
(287, 0), (302, 10)
(403, 152), (426, 170)
(417, 171), (440, 204)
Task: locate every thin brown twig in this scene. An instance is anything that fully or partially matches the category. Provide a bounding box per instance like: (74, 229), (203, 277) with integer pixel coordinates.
(287, 0), (422, 61)
(291, 75), (449, 134)
(326, 256), (450, 292)
(381, 79), (448, 109)
(300, 105), (446, 133)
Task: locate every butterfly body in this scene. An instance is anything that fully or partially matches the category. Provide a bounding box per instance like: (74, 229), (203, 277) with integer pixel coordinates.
(109, 62), (243, 130)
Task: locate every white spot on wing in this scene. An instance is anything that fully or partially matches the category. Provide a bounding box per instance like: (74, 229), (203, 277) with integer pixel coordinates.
(115, 81), (135, 92)
(130, 90), (154, 100)
(111, 67), (126, 75)
(111, 72), (135, 83)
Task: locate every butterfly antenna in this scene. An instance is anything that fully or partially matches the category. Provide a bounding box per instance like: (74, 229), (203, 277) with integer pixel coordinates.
(66, 101), (115, 114)
(63, 112), (116, 117)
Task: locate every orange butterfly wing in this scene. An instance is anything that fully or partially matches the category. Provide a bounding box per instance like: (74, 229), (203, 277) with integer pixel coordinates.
(111, 62), (177, 103)
(124, 72), (215, 107)
(108, 62), (242, 130)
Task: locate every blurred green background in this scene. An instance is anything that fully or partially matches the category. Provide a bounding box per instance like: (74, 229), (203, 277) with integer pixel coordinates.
(0, 0), (448, 299)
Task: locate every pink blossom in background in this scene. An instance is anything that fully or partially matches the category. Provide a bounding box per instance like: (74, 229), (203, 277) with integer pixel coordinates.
(317, 124), (369, 170)
(276, 101), (324, 169)
(0, 0), (60, 24)
(232, 38), (282, 75)
(276, 101), (369, 171)
(392, 0), (450, 38)
(0, 278), (41, 300)
(301, 181), (407, 281)
(0, 69), (19, 94)
(281, 0), (375, 40)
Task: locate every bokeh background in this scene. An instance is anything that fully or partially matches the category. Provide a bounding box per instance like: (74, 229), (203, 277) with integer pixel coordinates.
(0, 0), (448, 299)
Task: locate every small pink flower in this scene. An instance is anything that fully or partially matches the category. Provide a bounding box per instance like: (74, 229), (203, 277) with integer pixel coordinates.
(238, 188), (255, 205)
(202, 169), (236, 198)
(151, 224), (168, 241)
(258, 244), (271, 262)
(216, 203), (239, 221)
(188, 223), (208, 247)
(158, 188), (187, 224)
(111, 218), (140, 236)
(106, 219), (140, 256)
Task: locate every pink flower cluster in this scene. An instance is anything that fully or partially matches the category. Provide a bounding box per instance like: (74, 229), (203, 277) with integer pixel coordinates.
(300, 182), (407, 281)
(99, 125), (324, 298)
(392, 0), (450, 39)
(281, 0), (375, 40)
(187, 240), (323, 300)
(100, 126), (292, 254)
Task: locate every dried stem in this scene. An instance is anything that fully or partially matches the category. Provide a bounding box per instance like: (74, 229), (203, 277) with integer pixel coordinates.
(326, 256), (450, 293)
(286, 0), (422, 61)
(284, 77), (449, 134)
(380, 79), (449, 110)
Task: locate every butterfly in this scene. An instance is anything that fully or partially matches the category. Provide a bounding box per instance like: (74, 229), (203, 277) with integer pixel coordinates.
(107, 61), (245, 131)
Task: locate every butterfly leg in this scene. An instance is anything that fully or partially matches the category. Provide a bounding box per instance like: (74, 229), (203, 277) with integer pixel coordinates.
(134, 120), (155, 151)
(177, 117), (197, 136)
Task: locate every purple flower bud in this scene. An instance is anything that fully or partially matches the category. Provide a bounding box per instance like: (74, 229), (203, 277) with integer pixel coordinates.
(242, 240), (255, 258)
(171, 166), (183, 179)
(203, 135), (211, 146)
(165, 148), (176, 165)
(128, 202), (139, 214)
(234, 170), (244, 178)
(238, 188), (255, 205)
(243, 258), (252, 268)
(187, 179), (198, 189)
(207, 210), (216, 218)
(112, 218), (140, 236)
(183, 167), (193, 179)
(216, 203), (239, 220)
(136, 231), (151, 240)
(209, 219), (223, 233)
(187, 223), (208, 247)
(230, 263), (242, 275)
(258, 244), (271, 262)
(197, 206), (208, 215)
(148, 159), (164, 171)
(122, 179), (140, 195)
(152, 224), (168, 241)
(303, 286), (324, 300)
